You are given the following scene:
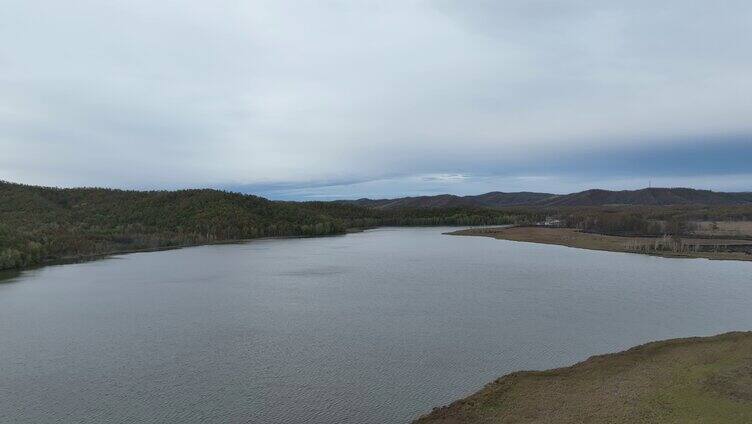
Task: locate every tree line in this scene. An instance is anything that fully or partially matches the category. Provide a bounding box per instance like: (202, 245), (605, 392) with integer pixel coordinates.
(0, 182), (527, 270)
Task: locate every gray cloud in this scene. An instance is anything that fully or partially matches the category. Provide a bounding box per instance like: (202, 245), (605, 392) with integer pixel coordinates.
(2, 1), (751, 194)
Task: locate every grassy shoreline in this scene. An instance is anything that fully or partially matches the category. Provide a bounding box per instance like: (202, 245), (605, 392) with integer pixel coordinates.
(414, 331), (752, 423)
(448, 226), (752, 262)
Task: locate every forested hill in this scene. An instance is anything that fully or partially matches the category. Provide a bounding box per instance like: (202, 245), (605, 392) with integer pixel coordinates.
(0, 181), (520, 270)
(344, 188), (752, 209)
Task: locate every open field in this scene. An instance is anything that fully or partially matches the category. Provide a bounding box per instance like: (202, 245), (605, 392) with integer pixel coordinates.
(414, 331), (752, 424)
(449, 226), (752, 261)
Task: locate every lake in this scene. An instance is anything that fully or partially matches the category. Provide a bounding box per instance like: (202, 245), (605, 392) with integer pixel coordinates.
(2, 227), (752, 423)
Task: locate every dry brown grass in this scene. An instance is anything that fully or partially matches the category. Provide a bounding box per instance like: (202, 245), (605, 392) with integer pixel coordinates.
(450, 226), (752, 261)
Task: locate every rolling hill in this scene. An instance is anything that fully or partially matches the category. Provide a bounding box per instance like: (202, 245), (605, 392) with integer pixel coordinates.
(0, 181), (518, 270)
(3, 181), (752, 271)
(343, 188), (752, 209)
(344, 192), (556, 209)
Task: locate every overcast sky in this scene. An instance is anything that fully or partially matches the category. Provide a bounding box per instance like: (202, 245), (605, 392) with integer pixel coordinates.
(2, 1), (751, 199)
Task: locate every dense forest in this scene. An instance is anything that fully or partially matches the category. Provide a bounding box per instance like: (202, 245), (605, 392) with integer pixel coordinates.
(0, 181), (523, 270)
(559, 205), (752, 237)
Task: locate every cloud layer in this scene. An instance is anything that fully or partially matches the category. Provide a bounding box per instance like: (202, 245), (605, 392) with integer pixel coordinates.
(2, 1), (751, 197)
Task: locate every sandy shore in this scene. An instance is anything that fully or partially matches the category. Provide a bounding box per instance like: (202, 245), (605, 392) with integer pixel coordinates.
(448, 226), (752, 261)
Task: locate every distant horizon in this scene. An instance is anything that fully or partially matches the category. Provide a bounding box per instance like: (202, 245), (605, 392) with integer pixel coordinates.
(4, 179), (752, 202)
(4, 136), (752, 200)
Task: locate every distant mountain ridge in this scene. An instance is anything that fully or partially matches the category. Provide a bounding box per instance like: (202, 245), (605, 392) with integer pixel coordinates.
(345, 191), (554, 209)
(342, 188), (752, 209)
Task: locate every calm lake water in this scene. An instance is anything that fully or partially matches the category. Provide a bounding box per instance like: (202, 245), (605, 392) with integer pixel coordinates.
(2, 227), (752, 423)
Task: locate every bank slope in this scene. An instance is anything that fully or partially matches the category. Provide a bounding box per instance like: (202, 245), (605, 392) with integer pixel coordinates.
(414, 331), (752, 424)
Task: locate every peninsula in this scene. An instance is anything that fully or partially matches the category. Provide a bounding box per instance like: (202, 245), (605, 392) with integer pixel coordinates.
(449, 226), (752, 261)
(415, 331), (752, 423)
